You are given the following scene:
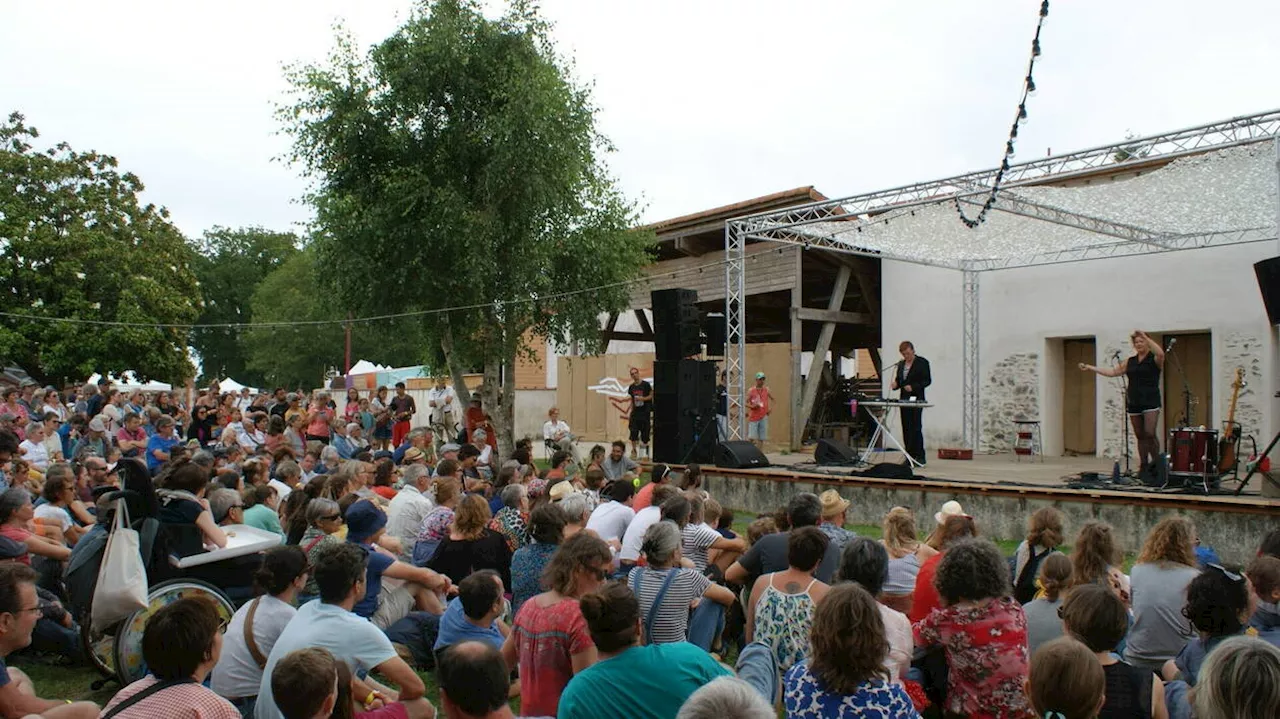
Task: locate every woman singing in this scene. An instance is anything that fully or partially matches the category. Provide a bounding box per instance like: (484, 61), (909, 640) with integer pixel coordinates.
(1079, 330), (1164, 476)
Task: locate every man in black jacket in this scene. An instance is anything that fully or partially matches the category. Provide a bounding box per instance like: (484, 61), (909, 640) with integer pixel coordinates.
(891, 340), (931, 465)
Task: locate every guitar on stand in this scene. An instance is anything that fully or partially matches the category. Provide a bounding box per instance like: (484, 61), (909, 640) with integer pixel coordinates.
(1219, 367), (1244, 475)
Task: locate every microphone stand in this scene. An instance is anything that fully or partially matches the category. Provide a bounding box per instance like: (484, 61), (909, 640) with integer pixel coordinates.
(1113, 350), (1134, 477)
(1164, 342), (1195, 428)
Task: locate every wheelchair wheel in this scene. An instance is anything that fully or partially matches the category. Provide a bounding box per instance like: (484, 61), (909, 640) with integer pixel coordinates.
(80, 615), (120, 685)
(108, 578), (235, 686)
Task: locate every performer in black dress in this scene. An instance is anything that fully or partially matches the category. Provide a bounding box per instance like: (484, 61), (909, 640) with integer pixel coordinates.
(1080, 330), (1165, 476)
(891, 340), (931, 465)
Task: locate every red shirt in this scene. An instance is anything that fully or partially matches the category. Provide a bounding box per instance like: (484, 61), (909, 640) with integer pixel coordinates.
(633, 482), (657, 511)
(914, 597), (1035, 719)
(908, 551), (944, 624)
(747, 386), (770, 422)
(513, 597), (595, 716)
(0, 526), (30, 565)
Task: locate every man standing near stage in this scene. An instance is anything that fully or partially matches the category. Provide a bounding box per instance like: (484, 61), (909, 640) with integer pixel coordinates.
(746, 372), (772, 450)
(389, 381), (417, 448)
(891, 340), (931, 465)
(626, 367), (652, 459)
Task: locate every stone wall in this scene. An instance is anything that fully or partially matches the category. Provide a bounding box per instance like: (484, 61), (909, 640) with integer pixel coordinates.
(703, 470), (1278, 563)
(979, 352), (1040, 453)
(1098, 335), (1136, 460)
(1220, 331), (1265, 440)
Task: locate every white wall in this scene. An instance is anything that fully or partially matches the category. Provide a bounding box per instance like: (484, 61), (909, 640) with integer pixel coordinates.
(882, 242), (1279, 457)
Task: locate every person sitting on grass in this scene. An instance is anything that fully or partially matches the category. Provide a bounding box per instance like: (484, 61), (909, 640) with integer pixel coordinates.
(269, 646), (433, 719)
(1060, 582), (1169, 719)
(254, 543), (427, 719)
(0, 564), (99, 718)
(439, 641), (521, 719)
(1162, 563), (1270, 686)
(100, 595), (240, 718)
(433, 569), (510, 654)
(1025, 637), (1106, 719)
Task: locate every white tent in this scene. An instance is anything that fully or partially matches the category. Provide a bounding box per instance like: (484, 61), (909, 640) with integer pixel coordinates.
(347, 359), (392, 375)
(214, 377), (258, 394)
(87, 372), (172, 392)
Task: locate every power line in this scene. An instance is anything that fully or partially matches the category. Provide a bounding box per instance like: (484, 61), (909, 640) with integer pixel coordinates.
(954, 0), (1050, 229)
(0, 252), (748, 331)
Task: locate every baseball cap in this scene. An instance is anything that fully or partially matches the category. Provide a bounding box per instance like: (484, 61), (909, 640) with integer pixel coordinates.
(755, 372), (766, 379)
(440, 443), (461, 455)
(345, 500), (388, 543)
(88, 416), (107, 433)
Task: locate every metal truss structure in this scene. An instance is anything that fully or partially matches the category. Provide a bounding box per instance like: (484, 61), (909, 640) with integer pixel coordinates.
(721, 109), (1280, 445)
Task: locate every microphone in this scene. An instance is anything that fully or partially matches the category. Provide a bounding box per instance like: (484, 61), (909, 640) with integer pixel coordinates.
(1166, 337), (1176, 352)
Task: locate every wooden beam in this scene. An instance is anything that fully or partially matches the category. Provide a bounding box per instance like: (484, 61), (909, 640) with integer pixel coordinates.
(799, 264), (852, 439)
(673, 237), (706, 257)
(601, 313), (619, 351)
(794, 307), (871, 325)
(633, 309), (653, 336)
(601, 330), (654, 342)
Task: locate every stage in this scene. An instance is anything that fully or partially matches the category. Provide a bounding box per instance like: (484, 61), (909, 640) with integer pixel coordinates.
(695, 448), (1280, 563)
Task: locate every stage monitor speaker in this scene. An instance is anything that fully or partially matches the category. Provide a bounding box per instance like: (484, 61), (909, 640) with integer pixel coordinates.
(858, 461), (914, 479)
(714, 440), (769, 470)
(1255, 257), (1280, 325)
(814, 438), (859, 466)
(703, 314), (726, 356)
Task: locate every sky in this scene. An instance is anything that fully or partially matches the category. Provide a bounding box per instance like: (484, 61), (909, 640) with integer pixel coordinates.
(3, 1), (1279, 238)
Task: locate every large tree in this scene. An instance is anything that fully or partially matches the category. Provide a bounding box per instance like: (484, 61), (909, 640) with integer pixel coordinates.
(280, 0), (653, 454)
(188, 226), (300, 385)
(0, 112), (199, 386)
(240, 247), (430, 388)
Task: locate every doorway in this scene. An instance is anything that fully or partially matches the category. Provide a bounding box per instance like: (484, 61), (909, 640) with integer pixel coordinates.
(1159, 332), (1213, 435)
(1062, 339), (1097, 455)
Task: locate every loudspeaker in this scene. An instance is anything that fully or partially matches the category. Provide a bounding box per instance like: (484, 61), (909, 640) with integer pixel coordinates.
(714, 440), (769, 469)
(814, 438), (858, 466)
(858, 461), (914, 479)
(703, 314), (726, 356)
(653, 359), (719, 465)
(1255, 257), (1280, 325)
(652, 288), (702, 360)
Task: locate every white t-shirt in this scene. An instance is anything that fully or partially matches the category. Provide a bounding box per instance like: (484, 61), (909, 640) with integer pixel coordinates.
(586, 501), (635, 543)
(427, 387), (456, 418)
(211, 594), (296, 700)
(386, 484), (434, 556)
(255, 601), (396, 719)
(33, 503), (72, 532)
(681, 522), (723, 572)
(18, 440), (49, 471)
(543, 420), (572, 441)
(238, 427), (266, 453)
(619, 505), (663, 562)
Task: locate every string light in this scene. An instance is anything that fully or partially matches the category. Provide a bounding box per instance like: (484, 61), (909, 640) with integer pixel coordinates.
(955, 0), (1050, 229)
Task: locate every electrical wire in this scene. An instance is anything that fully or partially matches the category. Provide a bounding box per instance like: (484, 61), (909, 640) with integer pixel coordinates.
(954, 0), (1050, 228)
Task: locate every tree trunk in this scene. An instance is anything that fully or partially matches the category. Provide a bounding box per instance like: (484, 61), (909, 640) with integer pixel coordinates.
(500, 353), (517, 459)
(480, 356), (508, 460)
(438, 313), (472, 406)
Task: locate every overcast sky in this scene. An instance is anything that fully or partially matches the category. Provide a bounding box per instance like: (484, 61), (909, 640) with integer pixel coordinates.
(4, 1), (1278, 238)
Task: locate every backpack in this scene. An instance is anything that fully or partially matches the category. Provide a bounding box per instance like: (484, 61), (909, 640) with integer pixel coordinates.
(1013, 545), (1054, 604)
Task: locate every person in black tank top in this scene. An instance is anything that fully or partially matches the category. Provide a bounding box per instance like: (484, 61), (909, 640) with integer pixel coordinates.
(1080, 330), (1165, 476)
(1060, 583), (1170, 719)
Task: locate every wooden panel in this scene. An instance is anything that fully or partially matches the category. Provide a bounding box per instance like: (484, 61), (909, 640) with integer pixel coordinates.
(1162, 332), (1213, 434)
(631, 244), (800, 307)
(1063, 339), (1097, 455)
(513, 330), (547, 389)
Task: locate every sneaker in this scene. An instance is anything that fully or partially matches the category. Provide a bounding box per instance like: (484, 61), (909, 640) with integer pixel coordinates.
(630, 448), (637, 459)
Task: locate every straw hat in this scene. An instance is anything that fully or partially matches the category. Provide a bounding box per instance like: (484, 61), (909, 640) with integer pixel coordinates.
(549, 480), (579, 502)
(934, 500), (965, 525)
(819, 489), (850, 518)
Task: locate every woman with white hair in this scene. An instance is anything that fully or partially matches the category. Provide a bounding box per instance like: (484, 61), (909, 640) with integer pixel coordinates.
(558, 492), (591, 539)
(627, 521), (734, 650)
(1191, 635), (1280, 719)
(677, 677), (775, 719)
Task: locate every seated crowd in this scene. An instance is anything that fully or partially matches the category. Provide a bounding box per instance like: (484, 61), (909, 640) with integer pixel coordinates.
(0, 382), (1278, 718)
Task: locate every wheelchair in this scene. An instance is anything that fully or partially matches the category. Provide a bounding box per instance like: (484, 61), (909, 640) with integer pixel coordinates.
(66, 459), (237, 689)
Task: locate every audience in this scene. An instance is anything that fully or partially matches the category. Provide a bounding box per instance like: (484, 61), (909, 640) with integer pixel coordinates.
(1026, 637), (1106, 719)
(558, 581), (730, 719)
(1022, 551), (1072, 655)
(1011, 507), (1065, 604)
(502, 532), (610, 716)
(345, 500), (449, 627)
(745, 526), (830, 673)
(1162, 563), (1260, 686)
(1191, 635), (1280, 719)
(879, 506), (937, 615)
(425, 494), (512, 591)
(618, 483), (680, 568)
(584, 477), (635, 544)
(1070, 520), (1129, 602)
(914, 538), (1034, 719)
(907, 513), (977, 623)
(726, 493), (840, 589)
(629, 520), (733, 650)
(510, 503), (568, 617)
(783, 583), (920, 718)
(836, 537), (913, 682)
(412, 476), (460, 566)
(1125, 516), (1201, 673)
(1061, 582), (1168, 719)
(101, 595), (240, 718)
(438, 642), (518, 719)
(269, 646), (433, 719)
(211, 545), (310, 717)
(676, 676), (775, 719)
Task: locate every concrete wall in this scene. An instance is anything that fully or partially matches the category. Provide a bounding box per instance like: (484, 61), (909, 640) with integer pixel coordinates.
(881, 241), (1279, 458)
(514, 389), (556, 441)
(702, 471), (1278, 564)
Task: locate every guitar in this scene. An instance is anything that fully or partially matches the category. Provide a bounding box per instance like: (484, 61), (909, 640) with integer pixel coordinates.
(1219, 367), (1244, 471)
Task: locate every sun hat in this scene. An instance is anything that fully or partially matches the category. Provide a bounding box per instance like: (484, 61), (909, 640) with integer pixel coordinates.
(819, 489), (850, 518)
(345, 500), (388, 543)
(549, 480), (579, 502)
(934, 500), (965, 525)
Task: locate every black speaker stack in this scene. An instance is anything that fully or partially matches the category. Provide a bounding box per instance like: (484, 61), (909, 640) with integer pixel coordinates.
(1255, 257), (1280, 325)
(651, 289), (718, 464)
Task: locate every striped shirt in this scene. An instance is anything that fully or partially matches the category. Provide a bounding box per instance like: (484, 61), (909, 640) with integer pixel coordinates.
(627, 566), (712, 644)
(681, 523), (723, 572)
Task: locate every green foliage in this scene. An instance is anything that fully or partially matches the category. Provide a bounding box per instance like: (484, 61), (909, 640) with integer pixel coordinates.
(188, 226), (301, 385)
(280, 0), (654, 450)
(241, 248), (428, 388)
(0, 112), (199, 385)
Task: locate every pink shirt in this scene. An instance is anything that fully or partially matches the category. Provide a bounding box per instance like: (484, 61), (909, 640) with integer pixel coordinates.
(513, 597), (595, 716)
(747, 386), (770, 422)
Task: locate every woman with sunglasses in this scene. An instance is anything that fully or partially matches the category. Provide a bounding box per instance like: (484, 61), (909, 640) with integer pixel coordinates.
(503, 532), (612, 717)
(298, 498), (344, 603)
(211, 545), (310, 718)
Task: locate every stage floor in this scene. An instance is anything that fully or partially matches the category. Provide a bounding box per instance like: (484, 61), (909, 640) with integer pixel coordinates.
(769, 450), (1116, 489)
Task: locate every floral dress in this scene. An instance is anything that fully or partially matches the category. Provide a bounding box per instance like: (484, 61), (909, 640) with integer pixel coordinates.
(753, 575), (818, 672)
(913, 596), (1035, 719)
(412, 506), (455, 566)
(784, 661), (922, 719)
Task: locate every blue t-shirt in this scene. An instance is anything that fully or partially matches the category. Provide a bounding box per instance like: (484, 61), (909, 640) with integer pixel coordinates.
(557, 642), (731, 719)
(433, 597), (504, 652)
(783, 660), (921, 719)
(351, 542), (395, 618)
(146, 433), (182, 472)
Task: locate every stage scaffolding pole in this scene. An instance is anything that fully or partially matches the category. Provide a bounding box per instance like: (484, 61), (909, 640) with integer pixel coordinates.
(961, 268), (981, 451)
(724, 222), (747, 440)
